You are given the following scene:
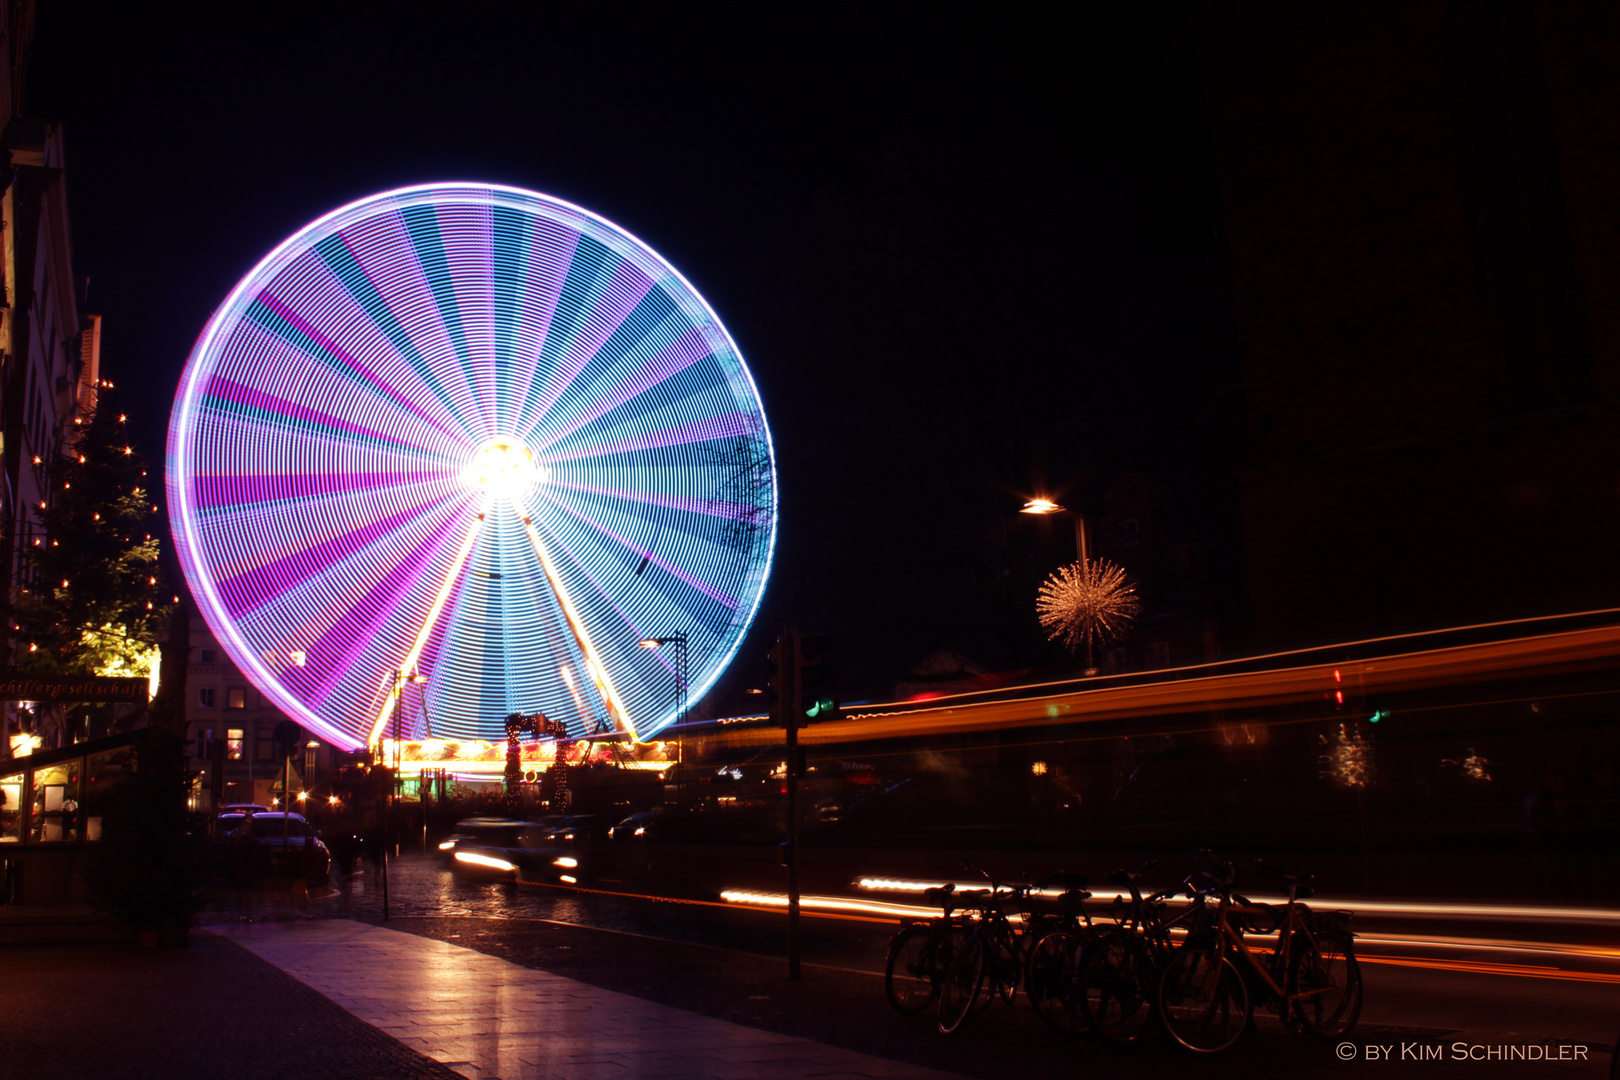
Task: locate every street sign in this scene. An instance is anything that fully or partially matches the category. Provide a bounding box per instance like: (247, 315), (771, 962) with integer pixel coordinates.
(273, 719), (303, 754)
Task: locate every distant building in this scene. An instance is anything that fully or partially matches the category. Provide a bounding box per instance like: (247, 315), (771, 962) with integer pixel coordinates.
(184, 616), (342, 809)
(1202, 3), (1620, 648)
(1091, 474), (1221, 674)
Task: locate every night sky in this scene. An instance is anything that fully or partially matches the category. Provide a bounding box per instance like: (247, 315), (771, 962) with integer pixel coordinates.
(27, 4), (1228, 705)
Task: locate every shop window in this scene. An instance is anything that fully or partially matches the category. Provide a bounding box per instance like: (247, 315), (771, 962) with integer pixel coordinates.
(198, 687), (216, 708)
(0, 770), (22, 843)
(226, 687), (247, 710)
(227, 728), (244, 761)
(30, 760), (81, 842)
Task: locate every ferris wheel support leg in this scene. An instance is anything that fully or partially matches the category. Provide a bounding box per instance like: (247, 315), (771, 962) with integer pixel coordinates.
(367, 509), (488, 749)
(517, 510), (638, 741)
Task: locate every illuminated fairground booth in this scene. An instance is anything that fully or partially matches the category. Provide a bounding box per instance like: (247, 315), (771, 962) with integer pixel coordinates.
(166, 184), (776, 782)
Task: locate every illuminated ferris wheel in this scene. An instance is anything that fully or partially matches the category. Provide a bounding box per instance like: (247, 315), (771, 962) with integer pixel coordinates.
(167, 183), (777, 751)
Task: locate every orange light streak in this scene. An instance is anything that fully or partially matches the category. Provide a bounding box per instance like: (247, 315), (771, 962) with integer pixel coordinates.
(454, 850), (516, 873)
(720, 621), (1620, 746)
(1356, 954), (1620, 985)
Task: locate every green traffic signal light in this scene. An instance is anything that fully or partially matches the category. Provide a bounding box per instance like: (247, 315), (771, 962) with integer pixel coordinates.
(798, 634), (840, 722)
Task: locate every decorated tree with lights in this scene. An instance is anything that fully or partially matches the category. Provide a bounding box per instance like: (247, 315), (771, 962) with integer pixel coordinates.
(8, 398), (169, 681)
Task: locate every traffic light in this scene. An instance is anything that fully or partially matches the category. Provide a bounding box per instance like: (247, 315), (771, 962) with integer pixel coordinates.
(798, 634), (841, 723)
(766, 628), (801, 725)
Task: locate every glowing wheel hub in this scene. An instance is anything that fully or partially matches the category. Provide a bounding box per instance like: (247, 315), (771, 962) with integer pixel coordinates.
(462, 439), (543, 500)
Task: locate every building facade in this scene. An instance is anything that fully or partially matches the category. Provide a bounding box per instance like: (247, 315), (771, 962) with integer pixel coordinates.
(0, 1), (111, 758)
(184, 615), (341, 810)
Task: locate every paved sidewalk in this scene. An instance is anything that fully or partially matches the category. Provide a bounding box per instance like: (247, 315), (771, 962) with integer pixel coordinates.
(210, 919), (966, 1080)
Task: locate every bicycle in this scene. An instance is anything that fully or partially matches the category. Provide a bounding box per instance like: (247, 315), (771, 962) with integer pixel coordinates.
(1075, 859), (1212, 1045)
(1156, 860), (1361, 1055)
(1022, 872), (1096, 1036)
(884, 883), (985, 1014)
(938, 870), (1092, 1034)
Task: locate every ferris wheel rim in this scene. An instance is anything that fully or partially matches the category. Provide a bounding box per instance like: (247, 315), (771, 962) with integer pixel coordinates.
(167, 181), (778, 751)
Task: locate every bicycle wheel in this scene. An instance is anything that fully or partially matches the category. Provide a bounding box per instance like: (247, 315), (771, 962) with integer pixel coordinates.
(938, 933), (989, 1035)
(1288, 929), (1363, 1039)
(1157, 944), (1251, 1055)
(885, 925), (939, 1015)
(1027, 930), (1087, 1036)
(1078, 929), (1156, 1045)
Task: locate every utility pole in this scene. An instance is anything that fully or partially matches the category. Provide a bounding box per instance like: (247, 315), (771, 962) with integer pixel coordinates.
(769, 624), (803, 979)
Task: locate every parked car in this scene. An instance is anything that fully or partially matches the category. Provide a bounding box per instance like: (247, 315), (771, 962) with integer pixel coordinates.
(218, 811), (331, 883)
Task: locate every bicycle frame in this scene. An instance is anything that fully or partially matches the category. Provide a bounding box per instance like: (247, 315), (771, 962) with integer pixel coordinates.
(1205, 884), (1335, 1011)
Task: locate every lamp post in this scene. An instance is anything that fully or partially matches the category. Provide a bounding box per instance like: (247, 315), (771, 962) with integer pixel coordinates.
(1020, 497), (1090, 566)
(383, 668), (426, 919)
(1021, 498), (1100, 675)
(390, 669), (427, 782)
(638, 635), (688, 800)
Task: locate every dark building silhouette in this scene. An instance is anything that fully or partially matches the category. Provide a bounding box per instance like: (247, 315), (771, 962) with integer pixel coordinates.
(1202, 2), (1620, 648)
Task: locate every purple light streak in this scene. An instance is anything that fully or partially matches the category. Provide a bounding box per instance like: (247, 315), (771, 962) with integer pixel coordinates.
(539, 411), (761, 463)
(550, 480), (756, 522)
(255, 290), (470, 448)
(514, 257), (655, 436)
(538, 489), (738, 610)
(529, 323), (715, 453)
(203, 374), (431, 454)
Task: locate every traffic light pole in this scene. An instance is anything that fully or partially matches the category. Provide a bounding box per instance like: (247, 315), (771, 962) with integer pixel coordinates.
(770, 624), (804, 980)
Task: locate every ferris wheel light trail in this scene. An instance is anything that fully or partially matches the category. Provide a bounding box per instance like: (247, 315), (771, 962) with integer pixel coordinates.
(537, 490), (737, 610)
(367, 510), (488, 748)
(519, 513), (636, 739)
(170, 183), (777, 749)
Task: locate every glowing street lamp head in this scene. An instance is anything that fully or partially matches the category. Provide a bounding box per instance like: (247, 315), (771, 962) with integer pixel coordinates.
(1021, 498), (1066, 515)
(463, 439), (545, 500)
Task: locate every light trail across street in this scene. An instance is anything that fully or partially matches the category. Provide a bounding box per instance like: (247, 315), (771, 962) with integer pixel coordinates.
(269, 853), (1620, 1069)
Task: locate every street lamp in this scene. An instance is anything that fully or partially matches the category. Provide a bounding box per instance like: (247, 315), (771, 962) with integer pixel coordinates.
(1020, 498), (1090, 566)
(390, 669), (428, 777)
(639, 635), (688, 797)
(1023, 498), (1120, 677)
(383, 667), (426, 920)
